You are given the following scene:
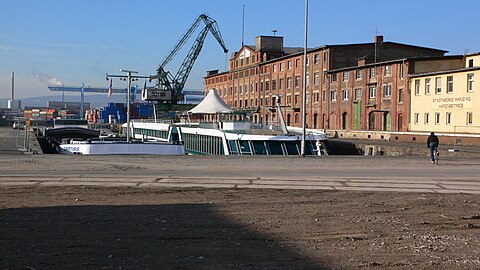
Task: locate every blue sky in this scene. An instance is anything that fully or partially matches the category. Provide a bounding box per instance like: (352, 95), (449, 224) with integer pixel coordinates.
(1, 0), (479, 99)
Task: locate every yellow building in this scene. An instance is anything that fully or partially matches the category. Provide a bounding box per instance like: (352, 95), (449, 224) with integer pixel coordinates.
(410, 53), (480, 134)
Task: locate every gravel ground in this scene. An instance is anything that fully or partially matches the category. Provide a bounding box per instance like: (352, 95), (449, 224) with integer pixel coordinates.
(1, 151), (480, 269)
(1, 170), (480, 269)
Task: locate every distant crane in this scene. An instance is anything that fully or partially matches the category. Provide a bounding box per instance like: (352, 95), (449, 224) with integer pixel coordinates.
(145, 14), (228, 104)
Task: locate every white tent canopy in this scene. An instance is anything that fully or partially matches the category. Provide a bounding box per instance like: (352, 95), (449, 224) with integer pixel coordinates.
(188, 89), (233, 114)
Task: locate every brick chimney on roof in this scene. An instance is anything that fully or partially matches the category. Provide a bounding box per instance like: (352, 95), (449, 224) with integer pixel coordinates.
(375, 35), (384, 44)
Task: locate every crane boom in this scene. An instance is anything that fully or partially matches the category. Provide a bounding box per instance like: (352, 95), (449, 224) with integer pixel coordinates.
(146, 14), (228, 104)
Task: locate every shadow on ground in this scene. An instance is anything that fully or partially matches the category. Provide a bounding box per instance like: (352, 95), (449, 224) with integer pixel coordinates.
(0, 204), (331, 270)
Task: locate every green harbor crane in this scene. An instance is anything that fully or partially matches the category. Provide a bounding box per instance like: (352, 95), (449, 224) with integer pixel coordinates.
(145, 14), (228, 104)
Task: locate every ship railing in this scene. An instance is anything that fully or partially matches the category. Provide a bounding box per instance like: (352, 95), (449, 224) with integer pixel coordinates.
(131, 119), (174, 124)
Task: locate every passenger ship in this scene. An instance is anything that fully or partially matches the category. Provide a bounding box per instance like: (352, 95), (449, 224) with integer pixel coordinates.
(127, 120), (328, 156)
(124, 90), (328, 156)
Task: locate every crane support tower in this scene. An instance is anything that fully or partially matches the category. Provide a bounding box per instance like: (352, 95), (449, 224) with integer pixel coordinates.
(144, 14), (228, 104)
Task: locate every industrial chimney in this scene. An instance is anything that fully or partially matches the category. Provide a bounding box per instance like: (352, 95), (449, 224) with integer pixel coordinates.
(11, 71), (14, 100)
(8, 71), (21, 109)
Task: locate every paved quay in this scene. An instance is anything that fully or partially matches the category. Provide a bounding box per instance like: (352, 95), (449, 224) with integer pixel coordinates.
(1, 126), (480, 195)
(1, 154), (479, 195)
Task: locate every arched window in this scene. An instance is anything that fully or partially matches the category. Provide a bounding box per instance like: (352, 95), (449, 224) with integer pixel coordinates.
(397, 113), (403, 131)
(369, 112), (375, 130)
(342, 112), (348, 129)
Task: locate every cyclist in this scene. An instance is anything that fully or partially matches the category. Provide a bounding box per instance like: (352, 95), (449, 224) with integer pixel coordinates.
(426, 132), (439, 163)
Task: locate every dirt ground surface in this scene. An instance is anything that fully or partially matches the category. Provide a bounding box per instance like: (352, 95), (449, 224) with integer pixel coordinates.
(1, 152), (480, 269)
(1, 177), (480, 269)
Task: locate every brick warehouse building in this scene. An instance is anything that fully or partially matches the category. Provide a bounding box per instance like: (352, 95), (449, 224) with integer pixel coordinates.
(204, 35), (447, 131)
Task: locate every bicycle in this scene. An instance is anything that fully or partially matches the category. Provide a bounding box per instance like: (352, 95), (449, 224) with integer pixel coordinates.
(432, 147), (439, 165)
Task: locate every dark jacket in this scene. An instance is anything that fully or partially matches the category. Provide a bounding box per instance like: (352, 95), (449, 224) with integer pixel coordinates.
(427, 134), (439, 147)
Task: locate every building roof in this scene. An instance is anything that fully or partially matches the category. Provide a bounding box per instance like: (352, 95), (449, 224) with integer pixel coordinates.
(326, 55), (464, 73)
(188, 89), (233, 114)
(409, 66), (480, 78)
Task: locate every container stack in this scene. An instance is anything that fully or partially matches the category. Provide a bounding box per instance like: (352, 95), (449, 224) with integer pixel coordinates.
(100, 103), (126, 124)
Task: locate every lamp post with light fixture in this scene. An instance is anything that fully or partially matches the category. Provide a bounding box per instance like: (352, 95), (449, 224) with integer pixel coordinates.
(301, 0), (309, 156)
(106, 69), (149, 143)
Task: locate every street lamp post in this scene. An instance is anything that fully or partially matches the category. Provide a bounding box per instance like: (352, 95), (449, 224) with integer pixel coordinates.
(106, 69), (149, 143)
(301, 0), (309, 157)
(123, 70), (136, 143)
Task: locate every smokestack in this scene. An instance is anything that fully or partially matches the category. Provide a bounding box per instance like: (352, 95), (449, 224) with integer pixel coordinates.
(11, 71), (14, 100)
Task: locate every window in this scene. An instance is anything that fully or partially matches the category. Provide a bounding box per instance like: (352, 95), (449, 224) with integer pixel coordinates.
(272, 80), (276, 90)
(279, 78), (284, 90)
(384, 65), (392, 76)
(467, 73), (474, 92)
(398, 89), (404, 103)
(447, 76), (454, 93)
(383, 84), (392, 98)
(239, 85), (242, 94)
(369, 67), (376, 78)
(287, 77), (292, 89)
(331, 73), (337, 82)
(330, 90), (337, 101)
(343, 72), (349, 81)
(323, 51), (327, 62)
(306, 56), (310, 66)
(425, 78), (431, 95)
(467, 112), (473, 125)
(234, 86), (237, 95)
(355, 70), (362, 80)
(314, 72), (320, 86)
(295, 76), (300, 88)
(469, 59), (474, 68)
(314, 54), (319, 64)
(305, 74), (309, 87)
(251, 82), (254, 93)
(342, 89), (349, 100)
(288, 60), (292, 69)
(294, 94), (299, 104)
(322, 90), (326, 102)
(435, 112), (440, 125)
(265, 81), (270, 91)
(435, 77), (442, 94)
(286, 95), (291, 105)
(424, 113), (429, 124)
(354, 88), (362, 100)
(415, 79), (420, 95)
(414, 113), (419, 124)
(280, 62), (284, 71)
(369, 85), (376, 98)
(399, 64), (404, 79)
(295, 113), (299, 123)
(295, 58), (300, 68)
(313, 92), (319, 102)
(446, 112), (452, 125)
